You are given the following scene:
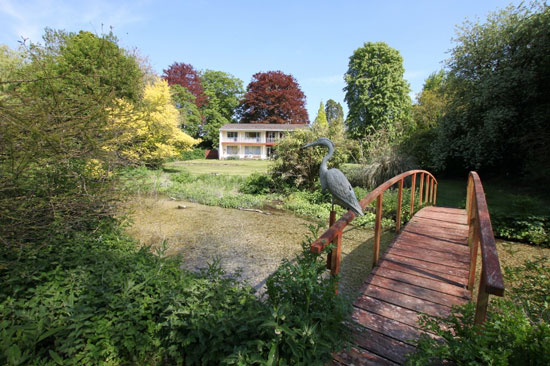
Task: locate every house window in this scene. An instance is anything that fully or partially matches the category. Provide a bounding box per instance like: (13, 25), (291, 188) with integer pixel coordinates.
(266, 131), (276, 142)
(267, 146), (274, 158)
(245, 132), (260, 141)
(245, 146), (261, 155)
(227, 146), (239, 155)
(227, 131), (238, 141)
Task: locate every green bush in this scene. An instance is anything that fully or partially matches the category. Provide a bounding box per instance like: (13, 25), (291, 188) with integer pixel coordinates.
(0, 222), (351, 366)
(408, 256), (550, 365)
(261, 226), (351, 365)
(239, 173), (276, 195)
(407, 301), (550, 366)
(180, 148), (206, 161)
(492, 215), (549, 247)
(344, 151), (418, 189)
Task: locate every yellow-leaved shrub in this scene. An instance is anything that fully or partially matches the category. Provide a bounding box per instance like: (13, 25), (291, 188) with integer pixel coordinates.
(108, 79), (200, 166)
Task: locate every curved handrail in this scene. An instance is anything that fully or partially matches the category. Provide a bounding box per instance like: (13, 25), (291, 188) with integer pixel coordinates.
(466, 171), (505, 323)
(311, 169), (437, 255)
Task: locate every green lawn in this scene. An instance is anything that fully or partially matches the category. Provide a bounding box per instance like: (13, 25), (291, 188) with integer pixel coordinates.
(164, 159), (271, 176)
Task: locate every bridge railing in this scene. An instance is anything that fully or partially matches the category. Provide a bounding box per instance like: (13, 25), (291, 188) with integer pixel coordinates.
(310, 169), (438, 277)
(466, 171), (505, 324)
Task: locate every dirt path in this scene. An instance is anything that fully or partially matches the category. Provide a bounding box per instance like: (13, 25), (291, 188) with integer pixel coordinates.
(120, 197), (395, 297)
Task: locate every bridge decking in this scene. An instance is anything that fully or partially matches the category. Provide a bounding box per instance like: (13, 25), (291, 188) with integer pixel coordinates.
(332, 206), (472, 366)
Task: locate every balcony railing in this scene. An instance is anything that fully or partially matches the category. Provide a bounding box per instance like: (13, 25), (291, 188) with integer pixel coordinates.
(223, 137), (264, 143)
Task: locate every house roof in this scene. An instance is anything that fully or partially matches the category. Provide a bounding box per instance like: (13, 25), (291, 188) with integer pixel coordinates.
(220, 123), (310, 131)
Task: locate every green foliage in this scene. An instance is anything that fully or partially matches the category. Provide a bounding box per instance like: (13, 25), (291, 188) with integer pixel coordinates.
(344, 42), (412, 139)
(409, 254), (550, 365)
(0, 44), (25, 90)
(170, 84), (203, 138)
(239, 173), (276, 195)
(0, 219), (351, 365)
(432, 2), (550, 180)
(0, 29), (143, 245)
(493, 215), (549, 247)
(412, 70), (449, 131)
(263, 226), (351, 365)
(504, 256), (550, 322)
(312, 101), (328, 131)
(200, 70), (244, 147)
(407, 300), (550, 366)
(180, 148), (206, 161)
(346, 151), (418, 189)
(269, 128), (349, 190)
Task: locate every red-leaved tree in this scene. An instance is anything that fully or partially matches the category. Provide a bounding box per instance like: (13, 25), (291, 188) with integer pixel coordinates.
(162, 62), (208, 108)
(238, 71), (309, 124)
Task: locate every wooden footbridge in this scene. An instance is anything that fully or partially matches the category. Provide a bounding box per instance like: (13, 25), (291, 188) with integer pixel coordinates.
(310, 171), (505, 365)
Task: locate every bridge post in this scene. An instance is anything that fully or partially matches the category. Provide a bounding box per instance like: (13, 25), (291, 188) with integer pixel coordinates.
(419, 173), (424, 207)
(373, 194), (383, 267)
(410, 174), (416, 215)
(396, 179), (404, 232)
(327, 210), (336, 269)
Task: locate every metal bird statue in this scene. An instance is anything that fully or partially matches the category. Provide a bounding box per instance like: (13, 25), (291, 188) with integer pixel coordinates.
(303, 137), (364, 216)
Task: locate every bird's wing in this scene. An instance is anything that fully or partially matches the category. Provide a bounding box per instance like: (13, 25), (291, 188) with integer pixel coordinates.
(326, 169), (364, 216)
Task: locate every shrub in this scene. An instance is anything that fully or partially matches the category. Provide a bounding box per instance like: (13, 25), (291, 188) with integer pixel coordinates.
(239, 173), (276, 195)
(269, 129), (349, 190)
(492, 215), (549, 247)
(0, 221), (352, 366)
(181, 148), (206, 161)
(409, 256), (550, 365)
(407, 301), (550, 366)
(345, 151), (418, 189)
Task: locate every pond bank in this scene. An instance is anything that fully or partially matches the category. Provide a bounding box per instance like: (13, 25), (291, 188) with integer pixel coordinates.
(120, 196), (395, 297)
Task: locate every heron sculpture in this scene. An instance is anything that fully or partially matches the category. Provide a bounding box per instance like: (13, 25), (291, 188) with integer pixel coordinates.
(303, 137), (364, 216)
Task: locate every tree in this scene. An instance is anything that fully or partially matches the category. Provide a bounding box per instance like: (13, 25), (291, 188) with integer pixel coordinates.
(108, 79), (200, 167)
(0, 45), (25, 90)
(344, 42), (412, 139)
(312, 101), (328, 130)
(238, 71), (309, 124)
(412, 70), (449, 130)
(0, 29), (144, 244)
(170, 84), (202, 138)
(325, 99), (346, 138)
(325, 99), (344, 125)
(200, 70), (244, 147)
(431, 2), (550, 179)
(162, 62), (207, 108)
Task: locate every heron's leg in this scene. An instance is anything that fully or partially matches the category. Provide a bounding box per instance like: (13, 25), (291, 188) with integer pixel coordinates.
(331, 197), (335, 212)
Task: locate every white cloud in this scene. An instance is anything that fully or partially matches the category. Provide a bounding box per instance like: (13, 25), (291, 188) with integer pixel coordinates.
(0, 0), (147, 44)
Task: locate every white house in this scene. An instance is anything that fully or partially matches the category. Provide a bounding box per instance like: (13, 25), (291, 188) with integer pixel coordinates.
(218, 123), (309, 160)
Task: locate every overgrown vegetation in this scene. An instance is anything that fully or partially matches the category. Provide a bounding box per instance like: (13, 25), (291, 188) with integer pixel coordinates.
(0, 222), (349, 365)
(407, 256), (550, 365)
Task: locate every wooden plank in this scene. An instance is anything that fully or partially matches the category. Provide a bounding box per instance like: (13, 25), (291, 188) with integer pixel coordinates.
(388, 246), (470, 269)
(395, 233), (470, 256)
(385, 252), (469, 278)
(351, 307), (431, 344)
(368, 275), (469, 307)
(351, 324), (416, 364)
(334, 347), (399, 366)
(361, 284), (452, 318)
(378, 258), (468, 287)
(354, 296), (422, 328)
(403, 225), (468, 239)
(372, 267), (471, 299)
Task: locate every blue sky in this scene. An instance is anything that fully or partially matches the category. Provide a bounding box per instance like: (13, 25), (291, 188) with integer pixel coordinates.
(0, 0), (521, 120)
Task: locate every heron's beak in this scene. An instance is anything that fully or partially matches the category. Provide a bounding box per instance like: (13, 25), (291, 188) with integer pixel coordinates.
(302, 142), (315, 149)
